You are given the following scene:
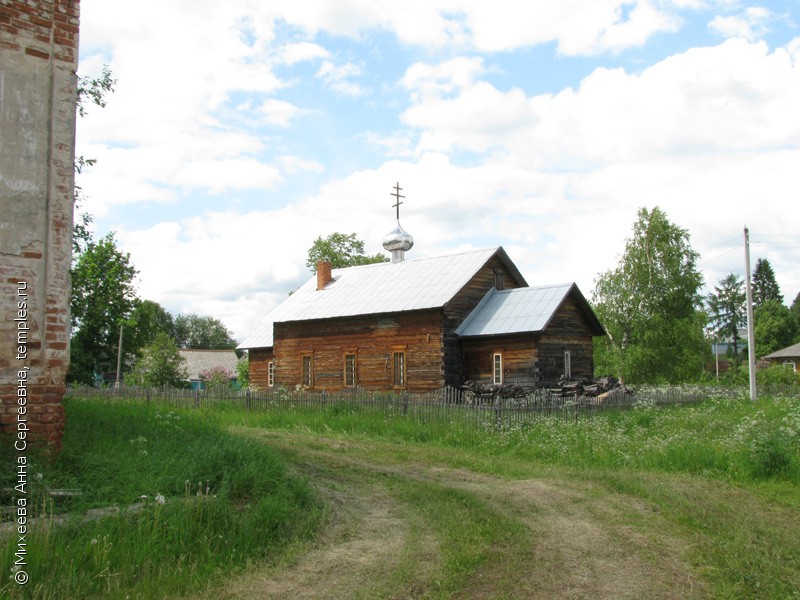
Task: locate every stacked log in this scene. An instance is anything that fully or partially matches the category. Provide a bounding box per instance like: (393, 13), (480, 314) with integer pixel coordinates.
(550, 376), (629, 400)
(460, 377), (630, 404)
(460, 380), (536, 403)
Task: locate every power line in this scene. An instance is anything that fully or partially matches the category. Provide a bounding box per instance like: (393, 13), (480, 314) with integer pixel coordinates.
(698, 246), (740, 269)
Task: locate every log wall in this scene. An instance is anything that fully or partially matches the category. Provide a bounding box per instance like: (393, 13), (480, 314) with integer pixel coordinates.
(249, 347), (274, 390)
(460, 336), (541, 386)
(273, 310), (445, 393)
(538, 294), (595, 383)
(442, 255), (525, 386)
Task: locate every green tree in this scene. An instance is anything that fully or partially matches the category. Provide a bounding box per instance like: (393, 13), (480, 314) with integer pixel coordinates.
(306, 232), (388, 272)
(73, 66), (116, 254)
(752, 258), (783, 310)
(126, 299), (175, 358)
(592, 207), (707, 383)
(707, 273), (746, 368)
(173, 314), (237, 349)
(236, 355), (250, 388)
(69, 233), (138, 384)
(754, 299), (798, 357)
(790, 292), (800, 341)
(128, 332), (187, 388)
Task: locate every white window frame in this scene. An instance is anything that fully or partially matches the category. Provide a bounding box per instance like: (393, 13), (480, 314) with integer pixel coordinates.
(268, 361), (275, 387)
(344, 353), (357, 387)
(493, 353), (503, 385)
(783, 360), (797, 373)
(392, 351), (406, 388)
(301, 354), (313, 388)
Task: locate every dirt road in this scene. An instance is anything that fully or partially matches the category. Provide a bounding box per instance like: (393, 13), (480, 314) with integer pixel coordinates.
(203, 430), (706, 600)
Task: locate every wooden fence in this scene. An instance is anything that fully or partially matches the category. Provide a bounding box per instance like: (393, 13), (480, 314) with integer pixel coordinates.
(67, 383), (799, 431)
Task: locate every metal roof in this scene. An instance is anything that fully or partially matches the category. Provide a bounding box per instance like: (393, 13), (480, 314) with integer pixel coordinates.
(455, 284), (575, 337)
(238, 247), (522, 349)
(178, 349), (240, 380)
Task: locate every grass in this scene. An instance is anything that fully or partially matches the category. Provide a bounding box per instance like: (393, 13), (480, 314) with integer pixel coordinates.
(0, 398), (324, 599)
(3, 393), (800, 598)
(388, 479), (530, 599)
(215, 394), (800, 598)
(213, 394), (800, 486)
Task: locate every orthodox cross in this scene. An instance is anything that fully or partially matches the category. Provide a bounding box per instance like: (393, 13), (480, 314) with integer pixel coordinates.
(390, 181), (404, 220)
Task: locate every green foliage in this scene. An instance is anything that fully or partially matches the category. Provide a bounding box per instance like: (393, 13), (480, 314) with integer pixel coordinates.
(752, 257), (783, 309)
(237, 355), (250, 388)
(76, 65), (116, 117)
(707, 272), (746, 367)
(125, 299), (175, 358)
(71, 195), (94, 256)
(759, 363), (800, 386)
(592, 207), (707, 383)
(754, 299), (798, 357)
(74, 66), (116, 254)
(711, 363), (799, 387)
(128, 332), (187, 388)
(69, 233), (138, 384)
(306, 232), (388, 271)
(199, 366), (235, 388)
(751, 432), (794, 479)
(791, 292), (800, 342)
(0, 399), (322, 599)
(173, 313), (237, 349)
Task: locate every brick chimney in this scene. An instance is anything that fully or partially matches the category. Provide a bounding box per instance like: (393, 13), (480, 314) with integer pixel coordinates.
(317, 261), (333, 290)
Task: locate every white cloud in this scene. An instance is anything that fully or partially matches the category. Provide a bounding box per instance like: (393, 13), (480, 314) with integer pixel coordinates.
(393, 38), (800, 300)
(278, 42), (330, 65)
(316, 61), (365, 96)
(401, 57), (486, 100)
(258, 99), (308, 127)
(465, 0), (679, 54)
(279, 155), (326, 174)
(401, 39), (800, 164)
(709, 6), (772, 40)
(77, 2), (800, 340)
(270, 0), (683, 55)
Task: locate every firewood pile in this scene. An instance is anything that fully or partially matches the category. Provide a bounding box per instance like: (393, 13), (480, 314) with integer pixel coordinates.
(550, 376), (630, 400)
(460, 380), (535, 403)
(460, 377), (631, 405)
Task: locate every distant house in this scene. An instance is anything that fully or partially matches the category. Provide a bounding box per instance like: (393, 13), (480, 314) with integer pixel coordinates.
(238, 199), (605, 393)
(178, 349), (240, 389)
(762, 343), (800, 372)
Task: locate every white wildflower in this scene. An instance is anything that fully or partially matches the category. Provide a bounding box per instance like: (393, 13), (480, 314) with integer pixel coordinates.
(155, 494), (165, 505)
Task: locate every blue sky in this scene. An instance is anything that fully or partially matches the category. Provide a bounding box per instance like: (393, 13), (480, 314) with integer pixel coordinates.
(76, 1), (800, 339)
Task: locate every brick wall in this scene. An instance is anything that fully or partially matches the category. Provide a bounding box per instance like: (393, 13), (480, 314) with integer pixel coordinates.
(0, 0), (81, 452)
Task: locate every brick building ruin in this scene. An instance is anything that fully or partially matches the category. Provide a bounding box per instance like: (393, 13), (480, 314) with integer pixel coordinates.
(1, 0), (81, 451)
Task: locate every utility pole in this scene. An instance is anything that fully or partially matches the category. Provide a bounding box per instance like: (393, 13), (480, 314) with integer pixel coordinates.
(743, 227), (757, 403)
(115, 324), (124, 389)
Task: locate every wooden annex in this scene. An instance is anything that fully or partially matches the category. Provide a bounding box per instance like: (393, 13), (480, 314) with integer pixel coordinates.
(239, 245), (606, 394)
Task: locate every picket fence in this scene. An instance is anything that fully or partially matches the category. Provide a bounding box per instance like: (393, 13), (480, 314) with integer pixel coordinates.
(67, 383), (797, 431)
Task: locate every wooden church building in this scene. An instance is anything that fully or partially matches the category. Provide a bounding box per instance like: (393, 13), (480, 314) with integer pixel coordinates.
(238, 191), (605, 393)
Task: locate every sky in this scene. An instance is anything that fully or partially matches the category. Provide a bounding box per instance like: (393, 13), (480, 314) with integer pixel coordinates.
(75, 0), (800, 341)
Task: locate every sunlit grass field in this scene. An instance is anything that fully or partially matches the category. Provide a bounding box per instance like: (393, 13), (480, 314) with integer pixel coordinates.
(2, 391), (799, 598)
(0, 399), (324, 599)
(215, 392), (800, 485)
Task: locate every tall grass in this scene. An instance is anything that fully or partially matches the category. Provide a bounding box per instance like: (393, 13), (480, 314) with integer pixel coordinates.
(0, 398), (323, 599)
(214, 394), (800, 485)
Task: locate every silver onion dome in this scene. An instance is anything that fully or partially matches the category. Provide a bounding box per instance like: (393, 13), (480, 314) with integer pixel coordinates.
(382, 221), (414, 262)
